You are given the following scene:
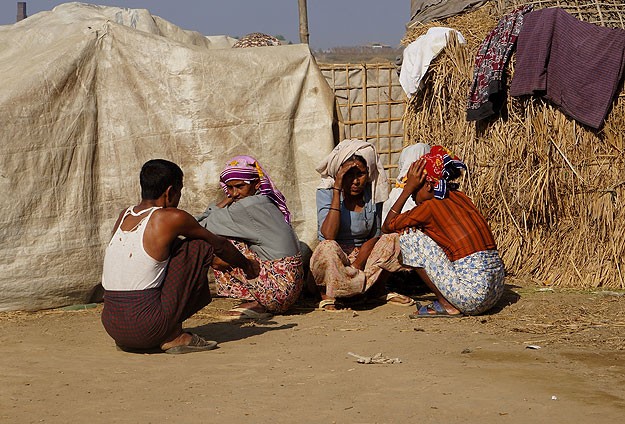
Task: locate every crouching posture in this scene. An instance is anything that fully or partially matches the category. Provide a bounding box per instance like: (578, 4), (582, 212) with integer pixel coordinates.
(310, 139), (414, 310)
(382, 146), (505, 317)
(101, 159), (259, 353)
(197, 155), (304, 319)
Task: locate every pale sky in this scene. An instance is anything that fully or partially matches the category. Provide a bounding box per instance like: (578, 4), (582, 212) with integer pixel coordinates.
(0, 1), (410, 49)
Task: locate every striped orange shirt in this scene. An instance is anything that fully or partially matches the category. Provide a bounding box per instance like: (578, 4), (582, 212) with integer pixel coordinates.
(385, 191), (497, 261)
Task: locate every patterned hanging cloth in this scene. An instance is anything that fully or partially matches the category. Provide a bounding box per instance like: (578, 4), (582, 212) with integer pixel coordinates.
(466, 5), (533, 121)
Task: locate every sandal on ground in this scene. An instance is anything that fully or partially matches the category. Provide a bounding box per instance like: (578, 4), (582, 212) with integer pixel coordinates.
(383, 292), (416, 306)
(408, 301), (463, 319)
(318, 298), (344, 311)
(223, 307), (273, 320)
(163, 333), (218, 354)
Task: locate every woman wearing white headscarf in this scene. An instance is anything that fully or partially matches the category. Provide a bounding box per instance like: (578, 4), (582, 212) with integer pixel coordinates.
(382, 143), (431, 222)
(310, 139), (415, 310)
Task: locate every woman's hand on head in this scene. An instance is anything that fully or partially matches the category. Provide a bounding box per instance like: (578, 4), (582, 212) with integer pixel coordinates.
(334, 160), (359, 188)
(403, 158), (427, 194)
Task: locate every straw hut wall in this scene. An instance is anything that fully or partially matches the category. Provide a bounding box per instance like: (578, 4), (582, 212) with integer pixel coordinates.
(402, 0), (625, 288)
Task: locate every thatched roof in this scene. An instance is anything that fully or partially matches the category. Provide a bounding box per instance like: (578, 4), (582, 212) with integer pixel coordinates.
(402, 0), (625, 288)
(506, 0), (625, 29)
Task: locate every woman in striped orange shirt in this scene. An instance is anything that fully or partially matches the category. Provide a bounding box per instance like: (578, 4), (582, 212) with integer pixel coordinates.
(382, 146), (505, 317)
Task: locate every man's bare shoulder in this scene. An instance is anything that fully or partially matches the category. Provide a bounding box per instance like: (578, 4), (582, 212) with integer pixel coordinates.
(151, 207), (193, 223)
(145, 208), (200, 242)
(149, 207), (215, 243)
(153, 207), (188, 216)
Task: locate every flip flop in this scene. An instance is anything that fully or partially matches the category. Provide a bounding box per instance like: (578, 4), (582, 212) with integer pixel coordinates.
(384, 292), (416, 306)
(164, 333), (218, 354)
(318, 298), (346, 312)
(408, 300), (463, 319)
(224, 307), (273, 320)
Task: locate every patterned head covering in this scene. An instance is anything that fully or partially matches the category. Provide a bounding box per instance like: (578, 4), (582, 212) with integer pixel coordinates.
(422, 145), (467, 199)
(220, 155), (291, 224)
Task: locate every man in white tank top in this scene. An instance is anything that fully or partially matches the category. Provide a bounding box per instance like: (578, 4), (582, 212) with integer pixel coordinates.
(101, 159), (259, 354)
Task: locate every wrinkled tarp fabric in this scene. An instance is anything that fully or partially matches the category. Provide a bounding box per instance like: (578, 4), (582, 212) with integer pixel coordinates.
(0, 3), (336, 311)
(408, 0), (489, 27)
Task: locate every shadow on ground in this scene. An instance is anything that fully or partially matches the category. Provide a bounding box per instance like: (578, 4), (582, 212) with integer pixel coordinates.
(188, 321), (297, 344)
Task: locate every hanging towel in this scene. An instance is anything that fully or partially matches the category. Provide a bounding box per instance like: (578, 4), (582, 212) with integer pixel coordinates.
(399, 27), (466, 97)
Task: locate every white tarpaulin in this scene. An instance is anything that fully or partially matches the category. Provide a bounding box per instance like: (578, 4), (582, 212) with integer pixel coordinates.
(0, 3), (336, 311)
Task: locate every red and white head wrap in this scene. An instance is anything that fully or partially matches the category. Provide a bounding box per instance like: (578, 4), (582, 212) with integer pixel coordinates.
(422, 145), (467, 199)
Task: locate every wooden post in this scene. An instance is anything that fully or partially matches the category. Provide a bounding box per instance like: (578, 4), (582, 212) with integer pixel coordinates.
(17, 2), (27, 21)
(298, 0), (309, 44)
(362, 64), (368, 143)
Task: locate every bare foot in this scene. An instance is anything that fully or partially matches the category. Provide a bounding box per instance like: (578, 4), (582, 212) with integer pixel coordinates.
(160, 332), (193, 351)
(412, 300), (462, 317)
(435, 299), (461, 315)
(319, 298), (338, 310)
(319, 296), (350, 311)
(161, 333), (218, 354)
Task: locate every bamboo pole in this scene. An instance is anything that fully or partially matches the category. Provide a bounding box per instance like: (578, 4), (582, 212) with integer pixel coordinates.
(362, 64), (368, 142)
(298, 0), (309, 44)
(17, 2), (27, 21)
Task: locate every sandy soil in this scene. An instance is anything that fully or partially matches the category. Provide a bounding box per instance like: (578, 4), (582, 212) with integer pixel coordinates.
(1, 282), (625, 423)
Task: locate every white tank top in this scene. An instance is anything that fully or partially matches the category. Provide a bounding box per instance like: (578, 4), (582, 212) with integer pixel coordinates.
(101, 206), (169, 291)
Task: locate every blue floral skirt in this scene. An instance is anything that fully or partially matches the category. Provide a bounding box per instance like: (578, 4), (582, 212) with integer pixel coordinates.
(399, 229), (505, 315)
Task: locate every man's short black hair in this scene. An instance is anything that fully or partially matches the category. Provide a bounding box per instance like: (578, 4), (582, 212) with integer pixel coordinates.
(140, 159), (183, 200)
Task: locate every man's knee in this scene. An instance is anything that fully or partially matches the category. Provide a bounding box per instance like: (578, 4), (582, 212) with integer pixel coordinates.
(172, 238), (215, 262)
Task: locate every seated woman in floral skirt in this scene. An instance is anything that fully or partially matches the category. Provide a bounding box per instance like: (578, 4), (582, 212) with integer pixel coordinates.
(197, 155), (303, 319)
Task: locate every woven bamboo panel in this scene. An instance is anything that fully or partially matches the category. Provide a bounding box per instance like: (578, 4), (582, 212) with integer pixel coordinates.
(319, 63), (407, 182)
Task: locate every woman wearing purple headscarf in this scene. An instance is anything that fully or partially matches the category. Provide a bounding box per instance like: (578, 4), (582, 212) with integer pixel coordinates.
(196, 155), (303, 319)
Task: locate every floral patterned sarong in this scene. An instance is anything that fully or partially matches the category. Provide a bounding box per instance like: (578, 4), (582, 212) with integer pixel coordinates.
(399, 228), (505, 315)
(214, 241), (304, 314)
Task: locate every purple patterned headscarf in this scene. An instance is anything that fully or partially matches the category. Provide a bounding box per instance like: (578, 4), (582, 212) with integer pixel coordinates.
(219, 155), (291, 224)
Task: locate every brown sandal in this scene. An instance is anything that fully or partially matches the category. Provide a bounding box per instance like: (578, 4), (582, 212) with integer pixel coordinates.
(163, 333), (218, 354)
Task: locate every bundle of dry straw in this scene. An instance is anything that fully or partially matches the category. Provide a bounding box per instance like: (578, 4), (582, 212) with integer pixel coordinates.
(402, 0), (625, 288)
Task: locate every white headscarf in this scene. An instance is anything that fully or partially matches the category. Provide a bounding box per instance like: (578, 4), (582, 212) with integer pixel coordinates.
(396, 143), (431, 181)
(382, 143), (431, 222)
(315, 139), (389, 203)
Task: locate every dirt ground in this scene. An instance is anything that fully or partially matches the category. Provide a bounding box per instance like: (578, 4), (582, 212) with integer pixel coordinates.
(1, 281), (625, 424)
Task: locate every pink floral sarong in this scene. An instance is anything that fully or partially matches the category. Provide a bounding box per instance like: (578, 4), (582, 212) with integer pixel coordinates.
(214, 241), (304, 313)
